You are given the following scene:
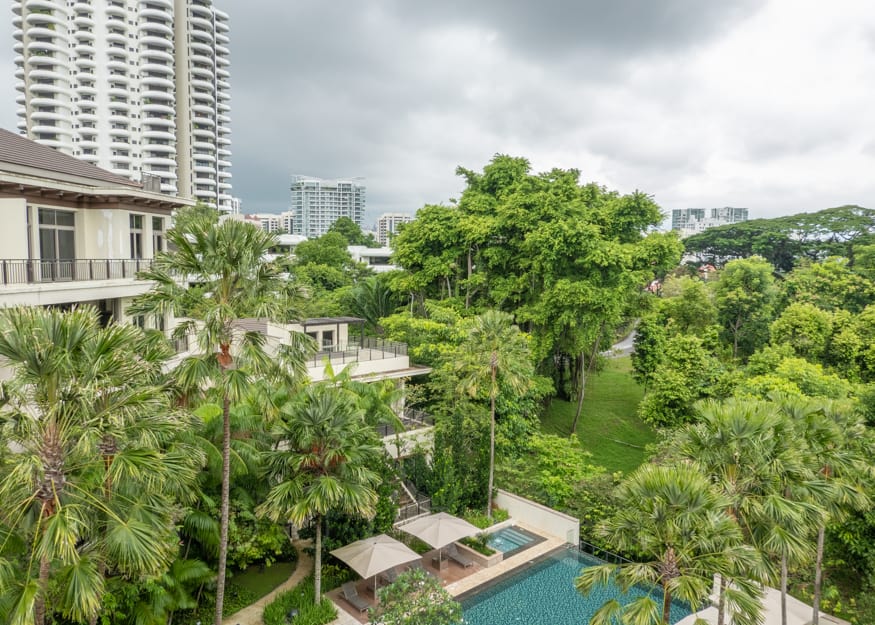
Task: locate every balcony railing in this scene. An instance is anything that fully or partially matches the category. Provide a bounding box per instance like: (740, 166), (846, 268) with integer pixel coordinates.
(376, 408), (434, 438)
(308, 336), (408, 368)
(0, 258), (152, 285)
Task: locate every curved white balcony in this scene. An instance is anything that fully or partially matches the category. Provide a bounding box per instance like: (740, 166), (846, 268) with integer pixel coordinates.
(73, 14), (94, 28)
(140, 8), (171, 21)
(143, 102), (174, 116)
(105, 4), (125, 17)
(139, 0), (172, 9)
(72, 2), (93, 12)
(28, 83), (66, 96)
(80, 153), (99, 163)
(192, 140), (217, 151)
(75, 56), (96, 69)
(192, 103), (215, 115)
(190, 41), (214, 55)
(140, 22), (173, 37)
(139, 35), (173, 49)
(26, 25), (59, 40)
(16, 120), (27, 132)
(141, 76), (175, 90)
(37, 138), (69, 150)
(107, 113), (129, 124)
(31, 123), (69, 135)
(28, 67), (67, 81)
(192, 129), (215, 142)
(216, 29), (230, 41)
(107, 86), (129, 98)
(217, 80), (230, 90)
(142, 129), (176, 141)
(215, 44), (230, 57)
(27, 40), (65, 56)
(143, 90), (174, 103)
(192, 92), (215, 105)
(214, 9), (230, 20)
(216, 68), (230, 80)
(140, 48), (174, 64)
(106, 59), (129, 72)
(13, 41), (23, 54)
(25, 11), (65, 28)
(74, 42), (96, 55)
(142, 142), (175, 154)
(143, 117), (175, 130)
(76, 113), (97, 124)
(31, 111), (68, 124)
(191, 78), (214, 91)
(141, 62), (173, 76)
(194, 190), (218, 200)
(106, 47), (130, 61)
(191, 53), (214, 69)
(14, 68), (24, 81)
(217, 158), (231, 168)
(143, 156), (177, 167)
(31, 95), (65, 107)
(106, 32), (127, 46)
(75, 28), (95, 41)
(217, 101), (230, 112)
(216, 55), (230, 67)
(108, 129), (131, 140)
(190, 65), (214, 80)
(189, 13), (212, 28)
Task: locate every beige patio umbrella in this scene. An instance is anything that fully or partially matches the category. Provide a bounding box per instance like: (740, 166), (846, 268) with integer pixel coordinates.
(396, 512), (479, 565)
(330, 533), (421, 594)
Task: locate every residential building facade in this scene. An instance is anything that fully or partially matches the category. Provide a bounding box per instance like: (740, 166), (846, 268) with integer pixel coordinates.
(12, 0), (233, 210)
(0, 128), (192, 324)
(290, 175), (365, 238)
(671, 207), (749, 238)
(376, 212), (412, 245)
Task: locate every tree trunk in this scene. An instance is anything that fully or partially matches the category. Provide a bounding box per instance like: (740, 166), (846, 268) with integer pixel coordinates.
(314, 517), (323, 603)
(570, 352), (585, 435)
(781, 552), (788, 625)
(717, 575), (728, 625)
(35, 553), (51, 625)
(662, 584), (672, 625)
(214, 391), (231, 625)
(487, 355), (497, 521)
(812, 524), (825, 625)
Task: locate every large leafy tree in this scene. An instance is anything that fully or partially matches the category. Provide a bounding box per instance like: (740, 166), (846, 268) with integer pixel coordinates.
(0, 307), (199, 625)
(714, 256), (778, 359)
(576, 464), (761, 625)
(457, 310), (535, 519)
(370, 568), (462, 625)
(130, 217), (313, 625)
(258, 385), (381, 602)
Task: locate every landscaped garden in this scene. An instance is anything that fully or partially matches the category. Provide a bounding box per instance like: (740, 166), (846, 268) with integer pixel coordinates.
(2, 159), (875, 625)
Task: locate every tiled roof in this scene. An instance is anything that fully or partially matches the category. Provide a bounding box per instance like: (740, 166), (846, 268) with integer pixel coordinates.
(0, 128), (142, 188)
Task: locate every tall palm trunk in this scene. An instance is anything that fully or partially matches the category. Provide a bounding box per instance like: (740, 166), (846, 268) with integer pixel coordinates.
(314, 516), (323, 602)
(35, 553), (51, 625)
(214, 391), (231, 625)
(717, 575), (728, 625)
(812, 524), (825, 624)
(662, 584), (672, 625)
(487, 355), (496, 521)
(781, 553), (788, 625)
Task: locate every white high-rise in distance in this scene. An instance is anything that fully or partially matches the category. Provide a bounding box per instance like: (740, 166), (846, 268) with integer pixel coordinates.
(376, 212), (412, 245)
(12, 0), (233, 210)
(290, 175), (365, 238)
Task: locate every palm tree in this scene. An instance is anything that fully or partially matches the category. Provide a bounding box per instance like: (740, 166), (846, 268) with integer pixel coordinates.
(575, 464), (762, 625)
(782, 399), (871, 625)
(0, 306), (198, 625)
(130, 216), (314, 625)
(258, 385), (381, 602)
(676, 398), (823, 625)
(456, 310), (534, 520)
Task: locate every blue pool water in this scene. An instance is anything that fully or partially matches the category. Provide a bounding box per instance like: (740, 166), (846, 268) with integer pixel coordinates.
(487, 526), (536, 554)
(460, 548), (692, 625)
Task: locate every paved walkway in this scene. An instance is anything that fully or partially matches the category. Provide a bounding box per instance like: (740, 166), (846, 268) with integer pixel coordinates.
(223, 540), (314, 625)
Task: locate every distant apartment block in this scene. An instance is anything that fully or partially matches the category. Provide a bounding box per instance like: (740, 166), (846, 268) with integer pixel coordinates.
(290, 176), (365, 238)
(12, 0), (233, 211)
(239, 211), (294, 233)
(671, 207), (749, 238)
(376, 212), (412, 245)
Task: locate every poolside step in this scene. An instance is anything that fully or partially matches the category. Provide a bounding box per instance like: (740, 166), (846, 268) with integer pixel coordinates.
(500, 529), (533, 545)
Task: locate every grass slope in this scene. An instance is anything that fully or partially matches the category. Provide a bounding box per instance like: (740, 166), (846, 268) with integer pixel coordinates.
(541, 356), (655, 474)
(231, 561), (297, 599)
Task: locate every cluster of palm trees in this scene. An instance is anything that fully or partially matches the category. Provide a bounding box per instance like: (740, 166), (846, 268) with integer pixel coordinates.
(577, 396), (872, 625)
(0, 217), (394, 625)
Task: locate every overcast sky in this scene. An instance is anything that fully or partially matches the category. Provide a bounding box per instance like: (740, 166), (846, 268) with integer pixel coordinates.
(1, 0), (873, 227)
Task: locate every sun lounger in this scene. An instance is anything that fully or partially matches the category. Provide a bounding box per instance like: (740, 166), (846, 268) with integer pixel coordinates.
(379, 566), (400, 585)
(446, 543), (474, 568)
(341, 581), (369, 613)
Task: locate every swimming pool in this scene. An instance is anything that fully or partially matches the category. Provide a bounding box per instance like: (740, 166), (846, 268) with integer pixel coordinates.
(487, 525), (540, 556)
(460, 547), (692, 625)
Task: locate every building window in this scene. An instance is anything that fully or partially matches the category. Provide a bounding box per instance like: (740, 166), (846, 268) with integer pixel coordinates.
(38, 208), (76, 281)
(322, 330), (334, 350)
(130, 214), (144, 259)
(152, 216), (164, 252)
(132, 315), (146, 329)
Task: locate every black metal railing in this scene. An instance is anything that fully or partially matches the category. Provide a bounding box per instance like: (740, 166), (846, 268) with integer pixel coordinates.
(376, 408), (435, 438)
(577, 539), (633, 565)
(396, 497), (431, 522)
(0, 259), (152, 285)
(308, 336), (408, 368)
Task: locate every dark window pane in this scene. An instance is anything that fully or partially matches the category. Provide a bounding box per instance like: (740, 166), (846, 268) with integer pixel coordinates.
(39, 228), (56, 260)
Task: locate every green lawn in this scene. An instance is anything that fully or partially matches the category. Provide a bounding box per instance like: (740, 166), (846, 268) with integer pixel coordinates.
(541, 356), (656, 474)
(231, 561), (297, 599)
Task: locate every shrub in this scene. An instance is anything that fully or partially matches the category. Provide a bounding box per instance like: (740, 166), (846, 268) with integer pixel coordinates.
(459, 533), (496, 556)
(262, 575), (337, 625)
(463, 507), (509, 530)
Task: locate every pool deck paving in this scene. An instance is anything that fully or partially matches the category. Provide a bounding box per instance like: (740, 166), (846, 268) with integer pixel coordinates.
(328, 522), (566, 624)
(222, 539), (313, 625)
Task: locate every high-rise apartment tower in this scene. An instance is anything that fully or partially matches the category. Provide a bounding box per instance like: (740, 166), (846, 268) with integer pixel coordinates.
(290, 176), (365, 238)
(671, 207), (748, 238)
(376, 212), (411, 245)
(12, 0), (233, 210)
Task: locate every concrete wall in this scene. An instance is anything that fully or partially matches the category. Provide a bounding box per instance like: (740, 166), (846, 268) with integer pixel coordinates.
(494, 489), (580, 545)
(0, 198), (28, 258)
(383, 426), (434, 459)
